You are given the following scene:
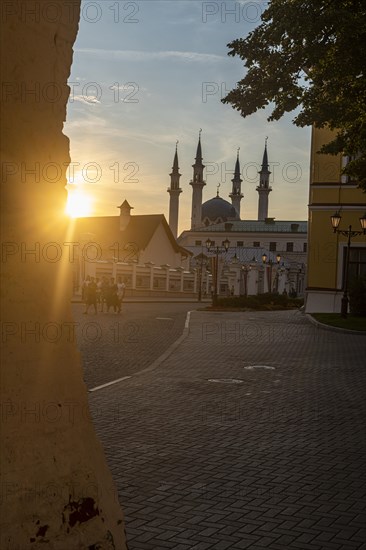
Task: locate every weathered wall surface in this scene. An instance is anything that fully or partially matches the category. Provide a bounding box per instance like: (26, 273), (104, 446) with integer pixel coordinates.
(0, 2), (127, 548)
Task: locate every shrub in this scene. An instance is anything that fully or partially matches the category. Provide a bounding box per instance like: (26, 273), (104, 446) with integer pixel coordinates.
(216, 293), (303, 310)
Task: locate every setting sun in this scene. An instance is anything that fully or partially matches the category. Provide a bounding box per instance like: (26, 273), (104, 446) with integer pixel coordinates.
(66, 190), (93, 218)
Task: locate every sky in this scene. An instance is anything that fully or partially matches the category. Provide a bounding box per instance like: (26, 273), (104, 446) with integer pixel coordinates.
(65, 0), (311, 234)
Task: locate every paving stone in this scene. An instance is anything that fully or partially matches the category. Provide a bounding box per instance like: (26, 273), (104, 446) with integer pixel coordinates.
(85, 308), (366, 550)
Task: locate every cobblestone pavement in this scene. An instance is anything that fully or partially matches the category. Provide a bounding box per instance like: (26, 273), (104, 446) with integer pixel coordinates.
(72, 303), (194, 389)
(89, 310), (366, 550)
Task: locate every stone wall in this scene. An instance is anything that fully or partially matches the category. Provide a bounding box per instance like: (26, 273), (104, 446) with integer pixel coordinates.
(1, 1), (127, 548)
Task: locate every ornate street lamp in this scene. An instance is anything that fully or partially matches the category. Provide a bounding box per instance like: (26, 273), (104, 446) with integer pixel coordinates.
(206, 238), (230, 305)
(360, 212), (366, 232)
(262, 252), (281, 293)
(241, 264), (252, 296)
(330, 211), (342, 231)
(330, 211), (366, 318)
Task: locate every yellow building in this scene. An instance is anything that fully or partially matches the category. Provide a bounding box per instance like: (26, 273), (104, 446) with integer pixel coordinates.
(305, 127), (366, 313)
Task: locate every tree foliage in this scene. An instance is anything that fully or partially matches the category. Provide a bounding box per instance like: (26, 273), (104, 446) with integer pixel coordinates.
(222, 0), (366, 190)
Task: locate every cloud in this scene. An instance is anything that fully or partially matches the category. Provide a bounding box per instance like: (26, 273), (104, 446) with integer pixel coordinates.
(72, 95), (101, 105)
(75, 48), (225, 63)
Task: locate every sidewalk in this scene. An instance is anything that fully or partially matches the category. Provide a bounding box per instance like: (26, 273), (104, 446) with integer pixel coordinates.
(72, 296), (210, 304)
(89, 310), (366, 550)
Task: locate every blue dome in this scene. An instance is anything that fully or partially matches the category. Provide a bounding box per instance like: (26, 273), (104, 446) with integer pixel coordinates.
(202, 196), (237, 223)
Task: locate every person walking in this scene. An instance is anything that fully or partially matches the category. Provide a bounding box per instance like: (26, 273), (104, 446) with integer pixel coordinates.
(83, 277), (98, 315)
(100, 276), (109, 312)
(81, 275), (91, 303)
(107, 277), (118, 313)
(96, 277), (101, 306)
(117, 276), (126, 314)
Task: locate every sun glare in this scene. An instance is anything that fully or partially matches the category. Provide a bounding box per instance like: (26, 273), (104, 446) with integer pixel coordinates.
(66, 190), (93, 218)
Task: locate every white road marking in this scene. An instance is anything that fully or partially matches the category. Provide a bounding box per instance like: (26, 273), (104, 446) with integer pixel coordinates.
(89, 376), (132, 392)
(156, 317), (173, 320)
(244, 365), (275, 370)
(185, 310), (192, 329)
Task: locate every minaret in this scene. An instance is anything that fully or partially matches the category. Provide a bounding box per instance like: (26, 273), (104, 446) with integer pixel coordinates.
(190, 129), (206, 229)
(256, 138), (272, 220)
(229, 148), (243, 219)
(167, 141), (182, 238)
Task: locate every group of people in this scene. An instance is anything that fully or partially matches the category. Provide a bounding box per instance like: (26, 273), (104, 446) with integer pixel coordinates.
(82, 275), (126, 315)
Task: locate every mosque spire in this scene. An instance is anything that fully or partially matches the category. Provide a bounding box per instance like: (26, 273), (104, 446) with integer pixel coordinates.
(229, 147), (243, 220)
(234, 147), (241, 177)
(261, 136), (269, 171)
(172, 140), (179, 172)
(190, 129), (206, 229)
(256, 137), (272, 220)
(167, 140), (182, 238)
(195, 128), (203, 163)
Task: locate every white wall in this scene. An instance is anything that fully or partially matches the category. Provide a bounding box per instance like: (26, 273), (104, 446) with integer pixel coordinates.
(140, 223), (183, 267)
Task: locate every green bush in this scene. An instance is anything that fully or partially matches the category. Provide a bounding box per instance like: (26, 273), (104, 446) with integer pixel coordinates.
(216, 293), (304, 310)
(349, 277), (366, 317)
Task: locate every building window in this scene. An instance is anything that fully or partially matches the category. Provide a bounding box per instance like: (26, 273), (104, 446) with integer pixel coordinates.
(341, 154), (359, 184)
(253, 242), (260, 247)
(195, 240), (202, 246)
(269, 242), (276, 251)
(303, 243), (307, 253)
(286, 242), (294, 252)
(237, 241), (243, 247)
(343, 247), (366, 285)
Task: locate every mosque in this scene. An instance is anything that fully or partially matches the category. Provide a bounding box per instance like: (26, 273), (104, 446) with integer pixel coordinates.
(168, 134), (307, 296)
(168, 132), (271, 236)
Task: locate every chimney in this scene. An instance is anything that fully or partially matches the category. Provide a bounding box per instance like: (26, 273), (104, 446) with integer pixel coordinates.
(118, 199), (133, 231)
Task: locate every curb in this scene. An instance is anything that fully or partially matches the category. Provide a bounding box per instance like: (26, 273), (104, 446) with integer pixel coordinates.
(305, 313), (366, 335)
(88, 310), (193, 392)
(72, 299), (207, 304)
(133, 310), (192, 377)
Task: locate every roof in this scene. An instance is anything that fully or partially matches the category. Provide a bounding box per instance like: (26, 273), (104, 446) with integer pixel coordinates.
(202, 196), (238, 222)
(118, 199), (133, 209)
(120, 215), (166, 250)
(72, 214), (191, 257)
(120, 215), (191, 256)
(193, 220), (307, 233)
(72, 216), (120, 249)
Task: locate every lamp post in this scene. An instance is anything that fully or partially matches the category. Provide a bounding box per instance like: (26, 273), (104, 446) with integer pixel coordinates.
(206, 237), (230, 306)
(296, 263), (305, 296)
(262, 252), (281, 293)
(197, 252), (207, 302)
(241, 264), (251, 296)
(274, 261), (284, 293)
(330, 211), (366, 318)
